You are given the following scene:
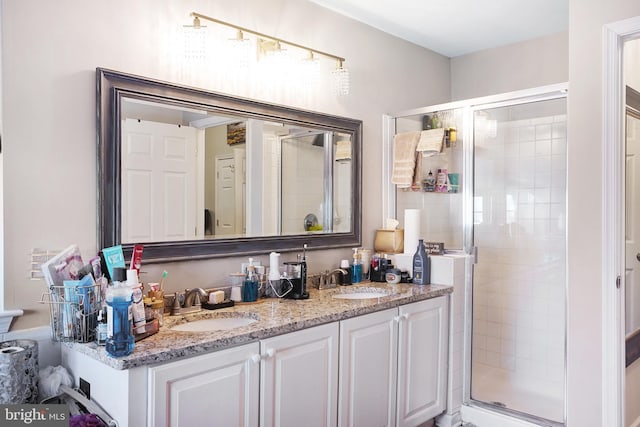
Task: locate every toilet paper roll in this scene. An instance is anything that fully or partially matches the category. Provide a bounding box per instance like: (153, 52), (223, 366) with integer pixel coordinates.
(0, 339), (38, 404)
(404, 209), (421, 255)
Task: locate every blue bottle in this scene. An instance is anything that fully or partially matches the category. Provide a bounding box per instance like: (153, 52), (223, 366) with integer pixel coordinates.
(412, 240), (430, 285)
(351, 248), (362, 283)
(106, 267), (134, 357)
(242, 265), (259, 302)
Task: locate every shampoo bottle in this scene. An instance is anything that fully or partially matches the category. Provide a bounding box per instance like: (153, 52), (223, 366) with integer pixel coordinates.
(412, 239), (430, 285)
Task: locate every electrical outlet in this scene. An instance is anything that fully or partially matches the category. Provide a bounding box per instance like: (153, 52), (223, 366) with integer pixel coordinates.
(80, 377), (90, 400)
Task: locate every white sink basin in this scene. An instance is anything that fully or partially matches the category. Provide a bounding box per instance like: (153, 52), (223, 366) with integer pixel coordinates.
(169, 315), (258, 332)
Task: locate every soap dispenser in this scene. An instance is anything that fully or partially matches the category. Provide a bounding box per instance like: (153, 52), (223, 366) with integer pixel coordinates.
(351, 248), (362, 283)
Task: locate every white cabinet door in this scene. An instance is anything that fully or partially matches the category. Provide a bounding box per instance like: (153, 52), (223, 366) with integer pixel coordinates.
(148, 342), (260, 427)
(260, 322), (339, 427)
(338, 307), (398, 427)
(396, 296), (449, 427)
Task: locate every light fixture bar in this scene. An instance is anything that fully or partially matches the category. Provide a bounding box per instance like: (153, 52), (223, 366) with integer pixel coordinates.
(191, 11), (345, 64)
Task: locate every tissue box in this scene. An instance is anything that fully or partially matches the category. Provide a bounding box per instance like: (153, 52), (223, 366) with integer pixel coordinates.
(374, 229), (404, 253)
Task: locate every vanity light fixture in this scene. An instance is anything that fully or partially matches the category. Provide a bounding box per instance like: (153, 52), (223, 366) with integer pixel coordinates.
(187, 11), (350, 95)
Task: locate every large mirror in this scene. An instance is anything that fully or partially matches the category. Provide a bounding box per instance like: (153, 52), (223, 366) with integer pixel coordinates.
(97, 68), (362, 261)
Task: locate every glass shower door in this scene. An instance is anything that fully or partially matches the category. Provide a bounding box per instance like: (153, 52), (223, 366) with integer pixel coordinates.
(470, 97), (567, 425)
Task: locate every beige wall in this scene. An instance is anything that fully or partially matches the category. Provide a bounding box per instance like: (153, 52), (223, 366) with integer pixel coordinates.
(450, 32), (568, 101)
(567, 1), (640, 425)
(1, 0), (450, 329)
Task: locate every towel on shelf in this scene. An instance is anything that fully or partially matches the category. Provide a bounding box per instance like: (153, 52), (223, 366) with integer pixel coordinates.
(416, 128), (445, 156)
(391, 131), (421, 188)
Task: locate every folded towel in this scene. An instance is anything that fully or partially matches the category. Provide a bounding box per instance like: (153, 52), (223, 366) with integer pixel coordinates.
(335, 138), (351, 161)
(416, 128), (445, 156)
(391, 131), (421, 188)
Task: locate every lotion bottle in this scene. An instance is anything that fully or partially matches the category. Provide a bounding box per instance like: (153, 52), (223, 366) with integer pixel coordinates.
(412, 239), (430, 285)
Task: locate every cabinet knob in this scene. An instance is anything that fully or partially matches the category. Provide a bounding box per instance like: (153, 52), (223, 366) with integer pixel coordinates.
(393, 315), (401, 322)
(250, 354), (261, 363)
(264, 348), (276, 358)
(402, 313), (409, 320)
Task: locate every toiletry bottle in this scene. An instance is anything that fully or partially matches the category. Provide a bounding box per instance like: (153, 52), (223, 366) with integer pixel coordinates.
(127, 269), (146, 334)
(424, 170), (436, 192)
(300, 244), (308, 297)
(351, 248), (362, 283)
(412, 239), (430, 285)
(340, 259), (352, 285)
(243, 264), (259, 302)
(105, 267), (135, 357)
(96, 309), (107, 346)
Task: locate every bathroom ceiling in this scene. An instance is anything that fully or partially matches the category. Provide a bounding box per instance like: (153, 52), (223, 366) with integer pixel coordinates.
(309, 0), (568, 57)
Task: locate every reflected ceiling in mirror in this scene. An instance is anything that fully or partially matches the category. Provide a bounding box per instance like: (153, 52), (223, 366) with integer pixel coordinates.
(97, 68), (362, 261)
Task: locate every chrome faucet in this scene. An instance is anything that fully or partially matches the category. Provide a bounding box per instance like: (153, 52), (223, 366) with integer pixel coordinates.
(171, 288), (207, 315)
(319, 269), (348, 290)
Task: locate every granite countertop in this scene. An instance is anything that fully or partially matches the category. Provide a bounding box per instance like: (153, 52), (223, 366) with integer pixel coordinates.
(65, 281), (453, 370)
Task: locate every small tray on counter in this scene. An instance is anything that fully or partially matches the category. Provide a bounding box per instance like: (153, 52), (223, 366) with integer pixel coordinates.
(202, 300), (235, 310)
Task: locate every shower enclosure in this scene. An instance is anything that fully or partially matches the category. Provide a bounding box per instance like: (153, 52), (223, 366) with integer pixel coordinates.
(384, 85), (567, 426)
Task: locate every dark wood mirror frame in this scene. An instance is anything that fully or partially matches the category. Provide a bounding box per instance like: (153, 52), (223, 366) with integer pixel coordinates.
(97, 68), (362, 262)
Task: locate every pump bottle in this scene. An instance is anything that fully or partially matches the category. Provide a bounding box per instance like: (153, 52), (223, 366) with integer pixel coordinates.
(412, 239), (430, 285)
(351, 248), (362, 283)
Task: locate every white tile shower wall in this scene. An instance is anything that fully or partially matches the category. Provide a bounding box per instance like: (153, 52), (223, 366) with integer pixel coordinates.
(333, 161), (351, 233)
(281, 141), (324, 233)
(472, 114), (566, 397)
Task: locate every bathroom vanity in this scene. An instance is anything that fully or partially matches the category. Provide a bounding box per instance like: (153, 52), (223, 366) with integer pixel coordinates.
(61, 282), (452, 427)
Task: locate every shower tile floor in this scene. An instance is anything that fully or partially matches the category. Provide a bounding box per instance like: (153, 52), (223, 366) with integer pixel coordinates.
(471, 363), (564, 424)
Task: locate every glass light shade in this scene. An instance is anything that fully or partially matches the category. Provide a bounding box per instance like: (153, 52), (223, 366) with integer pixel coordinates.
(331, 66), (350, 95)
(301, 54), (321, 89)
(227, 31), (252, 70)
(183, 26), (207, 61)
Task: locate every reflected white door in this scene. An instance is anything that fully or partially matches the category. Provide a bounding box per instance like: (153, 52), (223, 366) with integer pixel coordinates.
(121, 119), (200, 243)
(215, 155), (236, 236)
(626, 111), (640, 336)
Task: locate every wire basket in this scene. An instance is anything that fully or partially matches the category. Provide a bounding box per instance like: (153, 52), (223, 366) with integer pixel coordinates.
(41, 283), (102, 343)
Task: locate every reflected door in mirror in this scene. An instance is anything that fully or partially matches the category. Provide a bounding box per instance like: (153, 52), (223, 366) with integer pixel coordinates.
(121, 118), (203, 243)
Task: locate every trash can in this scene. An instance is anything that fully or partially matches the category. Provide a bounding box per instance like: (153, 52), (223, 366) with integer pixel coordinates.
(0, 339), (38, 404)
